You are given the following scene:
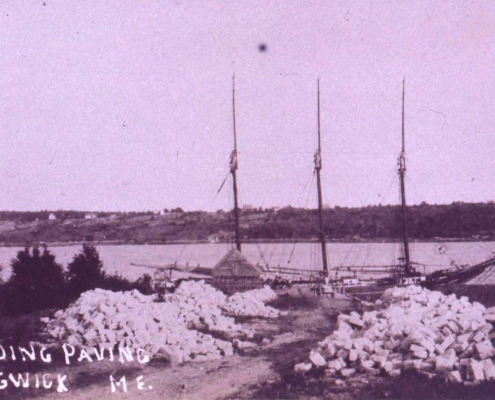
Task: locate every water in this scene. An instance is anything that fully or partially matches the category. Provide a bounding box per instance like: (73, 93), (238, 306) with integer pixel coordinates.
(0, 241), (494, 282)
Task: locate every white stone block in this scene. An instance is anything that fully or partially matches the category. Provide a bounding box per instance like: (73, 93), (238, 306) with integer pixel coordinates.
(348, 316), (364, 329)
(483, 359), (495, 381)
(388, 369), (401, 377)
(294, 362), (312, 373)
(446, 370), (463, 383)
(309, 350), (326, 368)
(348, 349), (358, 362)
(435, 355), (456, 372)
(410, 344), (428, 359)
(475, 340), (495, 360)
(340, 368), (356, 378)
(466, 359), (485, 382)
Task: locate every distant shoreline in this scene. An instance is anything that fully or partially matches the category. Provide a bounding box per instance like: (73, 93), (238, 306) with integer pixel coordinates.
(0, 203), (494, 246)
(0, 237), (493, 247)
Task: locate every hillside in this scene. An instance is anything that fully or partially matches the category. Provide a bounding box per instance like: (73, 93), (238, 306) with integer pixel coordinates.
(0, 202), (494, 245)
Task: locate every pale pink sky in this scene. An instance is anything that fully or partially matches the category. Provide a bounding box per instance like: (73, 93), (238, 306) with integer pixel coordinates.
(0, 1), (494, 211)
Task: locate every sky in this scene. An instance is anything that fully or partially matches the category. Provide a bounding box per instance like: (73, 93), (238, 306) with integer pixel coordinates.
(0, 0), (494, 212)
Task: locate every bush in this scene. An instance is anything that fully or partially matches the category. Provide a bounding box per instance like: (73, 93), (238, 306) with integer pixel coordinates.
(97, 273), (154, 295)
(6, 245), (67, 314)
(133, 274), (154, 295)
(98, 274), (134, 292)
(67, 242), (105, 297)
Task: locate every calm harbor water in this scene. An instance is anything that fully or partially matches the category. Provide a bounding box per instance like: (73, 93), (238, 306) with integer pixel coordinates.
(0, 241), (494, 282)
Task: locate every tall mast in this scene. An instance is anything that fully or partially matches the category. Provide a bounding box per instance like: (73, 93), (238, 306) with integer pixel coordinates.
(398, 78), (411, 273)
(231, 75), (241, 251)
(315, 78), (329, 277)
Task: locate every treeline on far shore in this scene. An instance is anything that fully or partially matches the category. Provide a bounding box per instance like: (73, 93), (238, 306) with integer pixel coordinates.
(0, 201), (494, 244)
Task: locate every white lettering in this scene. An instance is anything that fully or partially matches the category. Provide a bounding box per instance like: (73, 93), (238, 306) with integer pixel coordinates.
(56, 374), (68, 393)
(0, 372), (7, 390)
(40, 347), (52, 363)
(118, 347), (133, 363)
(77, 348), (93, 363)
(137, 348), (150, 364)
(62, 343), (75, 365)
(9, 346), (16, 361)
(42, 374), (53, 389)
(19, 345), (36, 362)
(136, 375), (148, 391)
(9, 373), (29, 388)
(110, 375), (127, 393)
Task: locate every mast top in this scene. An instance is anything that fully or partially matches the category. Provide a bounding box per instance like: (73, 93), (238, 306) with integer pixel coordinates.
(232, 74), (238, 154)
(317, 77), (322, 153)
(230, 74), (241, 252)
(315, 78), (322, 171)
(230, 74), (238, 172)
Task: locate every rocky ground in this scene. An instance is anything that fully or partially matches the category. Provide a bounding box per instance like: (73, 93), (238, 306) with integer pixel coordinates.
(3, 284), (495, 399)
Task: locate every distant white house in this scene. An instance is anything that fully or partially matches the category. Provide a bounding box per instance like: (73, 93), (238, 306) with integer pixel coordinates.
(208, 234), (220, 243)
(48, 213), (57, 220)
(85, 213), (97, 220)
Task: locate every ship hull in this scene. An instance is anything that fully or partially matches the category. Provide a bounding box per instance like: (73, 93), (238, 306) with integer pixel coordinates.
(337, 257), (495, 301)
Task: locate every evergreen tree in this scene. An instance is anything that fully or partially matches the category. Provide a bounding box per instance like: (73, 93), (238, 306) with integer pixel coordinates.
(67, 243), (105, 296)
(8, 245), (66, 313)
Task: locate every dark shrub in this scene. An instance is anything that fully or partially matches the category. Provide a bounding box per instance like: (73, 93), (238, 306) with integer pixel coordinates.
(67, 242), (105, 297)
(7, 245), (66, 314)
(133, 274), (154, 295)
(98, 273), (155, 295)
(98, 274), (134, 292)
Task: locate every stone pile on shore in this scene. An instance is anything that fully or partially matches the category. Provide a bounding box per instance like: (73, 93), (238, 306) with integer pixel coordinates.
(44, 281), (278, 364)
(295, 285), (495, 384)
(224, 288), (279, 318)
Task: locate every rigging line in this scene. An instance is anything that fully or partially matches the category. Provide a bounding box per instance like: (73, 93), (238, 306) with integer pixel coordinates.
(391, 241), (397, 269)
(287, 171), (316, 265)
(339, 243), (355, 268)
(414, 262), (455, 268)
(239, 188), (267, 266)
(275, 167), (316, 268)
(476, 242), (491, 252)
(379, 170), (400, 205)
(363, 241), (372, 266)
(227, 184), (233, 250)
(254, 241), (268, 266)
(293, 168), (315, 207)
(481, 265), (495, 283)
(174, 241), (189, 264)
(311, 241), (316, 272)
(470, 266), (494, 285)
(216, 171), (231, 194)
(267, 241), (278, 266)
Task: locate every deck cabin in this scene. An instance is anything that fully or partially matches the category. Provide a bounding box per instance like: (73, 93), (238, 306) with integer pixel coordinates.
(211, 249), (263, 295)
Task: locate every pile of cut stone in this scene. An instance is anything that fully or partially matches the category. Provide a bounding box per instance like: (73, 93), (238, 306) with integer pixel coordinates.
(295, 285), (495, 384)
(44, 281), (278, 364)
(223, 287), (279, 318)
(166, 280), (243, 334)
